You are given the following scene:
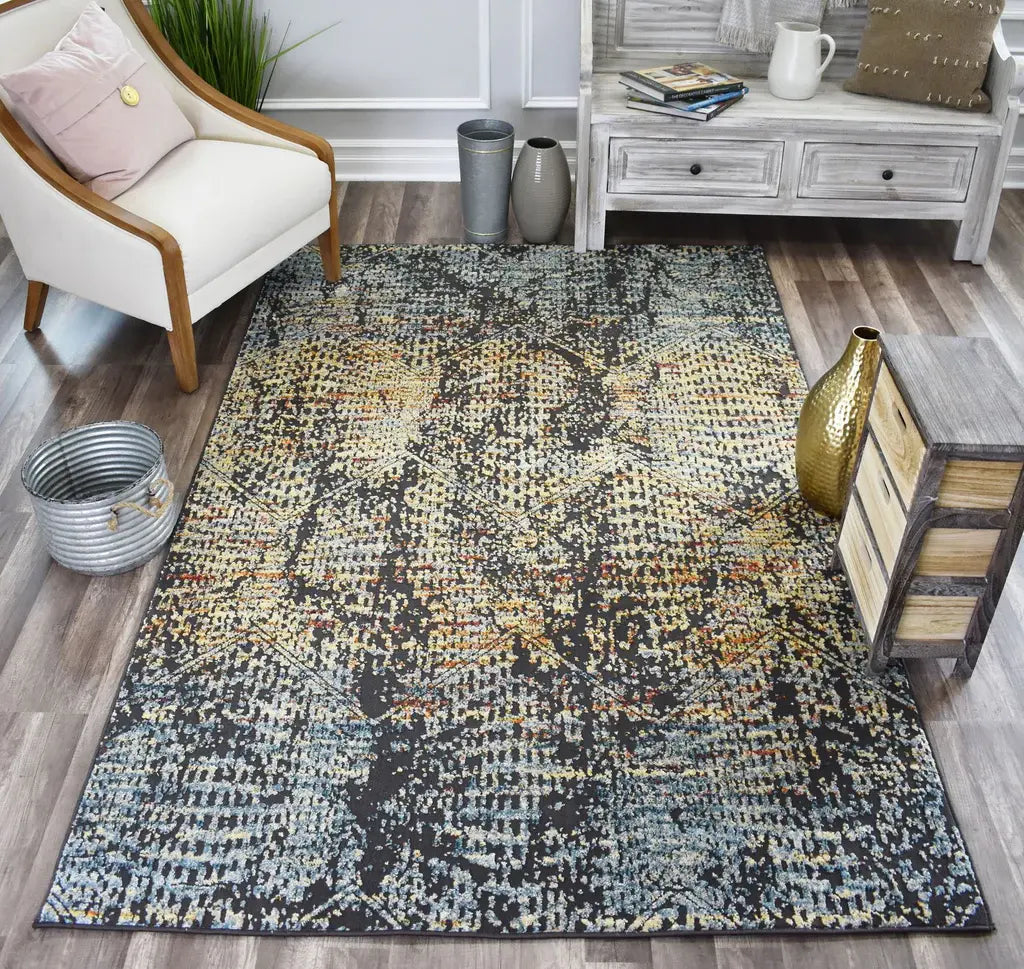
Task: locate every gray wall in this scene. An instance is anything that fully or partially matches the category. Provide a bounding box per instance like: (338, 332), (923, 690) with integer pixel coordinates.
(258, 0), (1022, 185)
(258, 0), (580, 180)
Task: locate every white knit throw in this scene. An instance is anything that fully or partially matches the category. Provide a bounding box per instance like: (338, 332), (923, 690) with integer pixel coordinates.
(716, 0), (860, 54)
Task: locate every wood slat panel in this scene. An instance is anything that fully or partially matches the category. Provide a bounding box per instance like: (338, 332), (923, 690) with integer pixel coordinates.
(916, 527), (1002, 578)
(594, 0), (867, 77)
(938, 459), (1024, 510)
(896, 595), (978, 642)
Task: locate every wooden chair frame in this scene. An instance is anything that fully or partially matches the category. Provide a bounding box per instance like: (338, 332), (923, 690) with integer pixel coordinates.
(0, 0), (341, 393)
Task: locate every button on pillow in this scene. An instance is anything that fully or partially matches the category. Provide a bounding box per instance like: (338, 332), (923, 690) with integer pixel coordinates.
(0, 1), (194, 199)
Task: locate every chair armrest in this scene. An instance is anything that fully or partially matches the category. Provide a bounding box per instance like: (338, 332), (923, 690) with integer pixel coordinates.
(986, 24), (1024, 117)
(0, 101), (186, 329)
(119, 0), (336, 183)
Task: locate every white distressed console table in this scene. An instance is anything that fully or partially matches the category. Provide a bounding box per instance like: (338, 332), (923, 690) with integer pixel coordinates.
(575, 0), (1024, 263)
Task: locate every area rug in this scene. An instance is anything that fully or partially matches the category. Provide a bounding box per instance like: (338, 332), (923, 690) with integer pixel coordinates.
(39, 245), (989, 936)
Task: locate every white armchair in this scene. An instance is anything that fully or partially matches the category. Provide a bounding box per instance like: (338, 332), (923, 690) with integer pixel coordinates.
(0, 0), (341, 392)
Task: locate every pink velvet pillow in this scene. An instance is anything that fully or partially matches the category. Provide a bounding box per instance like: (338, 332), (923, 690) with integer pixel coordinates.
(0, 2), (194, 199)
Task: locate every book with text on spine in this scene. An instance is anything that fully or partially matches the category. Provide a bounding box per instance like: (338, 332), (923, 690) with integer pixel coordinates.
(625, 87), (748, 121)
(619, 62), (744, 102)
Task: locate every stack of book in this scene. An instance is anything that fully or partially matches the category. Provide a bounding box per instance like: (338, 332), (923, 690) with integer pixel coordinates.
(619, 62), (747, 121)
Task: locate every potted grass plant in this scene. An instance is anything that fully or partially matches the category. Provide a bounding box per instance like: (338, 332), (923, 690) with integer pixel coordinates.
(148, 0), (336, 111)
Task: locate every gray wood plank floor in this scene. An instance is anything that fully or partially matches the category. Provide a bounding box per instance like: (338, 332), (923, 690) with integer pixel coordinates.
(1, 186), (1023, 969)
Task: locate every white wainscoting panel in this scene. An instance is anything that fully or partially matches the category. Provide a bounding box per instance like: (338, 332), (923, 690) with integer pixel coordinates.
(522, 0), (580, 109)
(258, 0), (577, 175)
(260, 0), (491, 111)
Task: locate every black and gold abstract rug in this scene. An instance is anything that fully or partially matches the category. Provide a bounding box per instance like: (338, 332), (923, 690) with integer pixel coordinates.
(39, 245), (989, 936)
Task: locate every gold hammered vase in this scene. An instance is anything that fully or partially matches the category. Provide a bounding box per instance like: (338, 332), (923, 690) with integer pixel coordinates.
(795, 326), (882, 518)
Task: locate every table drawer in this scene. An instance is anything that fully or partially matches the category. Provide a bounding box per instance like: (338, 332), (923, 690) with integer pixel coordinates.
(798, 143), (975, 202)
(854, 433), (906, 575)
(838, 499), (889, 639)
(916, 527), (1001, 578)
(937, 459), (1024, 510)
(868, 363), (926, 507)
(608, 138), (784, 197)
(896, 595), (978, 642)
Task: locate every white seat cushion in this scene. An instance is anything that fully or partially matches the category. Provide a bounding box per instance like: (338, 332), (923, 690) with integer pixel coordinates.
(115, 139), (332, 292)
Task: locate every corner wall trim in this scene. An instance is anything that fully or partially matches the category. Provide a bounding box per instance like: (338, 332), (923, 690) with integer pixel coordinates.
(330, 138), (577, 182)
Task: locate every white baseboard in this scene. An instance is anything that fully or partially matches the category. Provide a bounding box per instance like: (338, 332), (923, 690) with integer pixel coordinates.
(330, 138), (577, 182)
(1005, 147), (1024, 189)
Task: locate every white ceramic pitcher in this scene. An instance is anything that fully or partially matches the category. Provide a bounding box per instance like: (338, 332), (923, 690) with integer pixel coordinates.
(767, 21), (836, 100)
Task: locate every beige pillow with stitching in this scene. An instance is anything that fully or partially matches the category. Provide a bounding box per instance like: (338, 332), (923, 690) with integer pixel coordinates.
(844, 0), (1004, 112)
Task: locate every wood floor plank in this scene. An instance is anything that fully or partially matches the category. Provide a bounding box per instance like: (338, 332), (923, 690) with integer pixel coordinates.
(394, 182), (463, 244)
(763, 246), (829, 386)
(0, 557), (159, 715)
(0, 189), (1023, 968)
(0, 364), (143, 512)
(0, 512), (53, 677)
(0, 512), (28, 575)
(779, 934), (916, 969)
(0, 714), (84, 924)
(585, 937), (653, 968)
(388, 938), (585, 969)
(0, 561), (95, 713)
(957, 271), (1024, 388)
(359, 182), (407, 245)
(713, 935), (787, 969)
(905, 722), (1024, 969)
(794, 279), (857, 366)
(0, 366), (66, 499)
(828, 279), (883, 332)
(0, 364), (32, 428)
(337, 181), (375, 245)
(834, 224), (922, 335)
(650, 936), (717, 968)
(122, 932), (260, 969)
(339, 182), (406, 246)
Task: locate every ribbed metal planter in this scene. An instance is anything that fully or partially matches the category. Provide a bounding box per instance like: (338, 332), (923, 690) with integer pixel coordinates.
(21, 421), (177, 576)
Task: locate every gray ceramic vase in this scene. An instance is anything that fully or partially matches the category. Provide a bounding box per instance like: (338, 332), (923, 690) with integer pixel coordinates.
(511, 137), (571, 244)
(457, 119), (515, 244)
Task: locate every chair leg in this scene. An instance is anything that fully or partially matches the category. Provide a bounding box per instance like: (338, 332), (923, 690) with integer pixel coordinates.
(167, 299), (198, 394)
(318, 211), (341, 283)
(24, 281), (48, 332)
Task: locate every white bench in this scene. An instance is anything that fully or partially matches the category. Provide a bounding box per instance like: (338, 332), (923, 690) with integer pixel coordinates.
(574, 0), (1024, 263)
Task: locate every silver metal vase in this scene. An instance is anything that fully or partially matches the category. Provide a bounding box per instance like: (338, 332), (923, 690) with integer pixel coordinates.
(457, 119), (515, 244)
(511, 137), (571, 244)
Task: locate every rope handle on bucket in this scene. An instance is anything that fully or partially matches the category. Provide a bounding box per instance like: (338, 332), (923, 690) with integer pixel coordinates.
(107, 478), (175, 532)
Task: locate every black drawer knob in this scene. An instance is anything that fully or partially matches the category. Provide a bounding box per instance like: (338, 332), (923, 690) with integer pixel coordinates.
(882, 169), (894, 181)
(690, 163), (702, 176)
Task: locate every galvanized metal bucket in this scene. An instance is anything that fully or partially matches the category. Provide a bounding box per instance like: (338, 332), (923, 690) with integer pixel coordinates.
(21, 421), (177, 576)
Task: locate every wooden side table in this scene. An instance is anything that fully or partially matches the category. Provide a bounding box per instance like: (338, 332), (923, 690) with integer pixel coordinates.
(835, 335), (1024, 675)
